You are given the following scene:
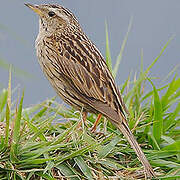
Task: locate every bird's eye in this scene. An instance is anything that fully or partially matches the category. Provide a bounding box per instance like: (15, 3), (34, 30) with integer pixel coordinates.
(48, 11), (55, 17)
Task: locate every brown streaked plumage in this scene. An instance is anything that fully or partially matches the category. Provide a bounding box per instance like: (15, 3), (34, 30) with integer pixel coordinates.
(25, 3), (156, 178)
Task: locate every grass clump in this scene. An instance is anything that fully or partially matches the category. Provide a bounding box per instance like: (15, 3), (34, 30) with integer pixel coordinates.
(0, 32), (179, 179)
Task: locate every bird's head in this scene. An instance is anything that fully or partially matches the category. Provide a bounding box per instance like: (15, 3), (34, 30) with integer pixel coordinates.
(25, 3), (79, 34)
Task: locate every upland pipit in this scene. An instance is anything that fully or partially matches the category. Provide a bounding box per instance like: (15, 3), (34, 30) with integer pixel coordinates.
(25, 4), (156, 178)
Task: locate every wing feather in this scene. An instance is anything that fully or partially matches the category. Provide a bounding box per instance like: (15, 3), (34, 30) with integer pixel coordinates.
(44, 33), (129, 123)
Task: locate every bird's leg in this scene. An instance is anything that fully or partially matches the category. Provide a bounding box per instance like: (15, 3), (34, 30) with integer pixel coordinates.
(91, 114), (102, 132)
(77, 111), (87, 128)
(82, 111), (87, 125)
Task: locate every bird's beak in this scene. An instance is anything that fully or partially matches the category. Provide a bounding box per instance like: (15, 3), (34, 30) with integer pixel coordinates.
(25, 3), (43, 17)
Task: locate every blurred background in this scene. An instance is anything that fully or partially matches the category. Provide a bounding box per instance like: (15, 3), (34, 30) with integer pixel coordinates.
(0, 0), (179, 106)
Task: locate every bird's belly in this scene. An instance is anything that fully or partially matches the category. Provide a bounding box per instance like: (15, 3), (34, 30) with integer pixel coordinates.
(36, 50), (84, 111)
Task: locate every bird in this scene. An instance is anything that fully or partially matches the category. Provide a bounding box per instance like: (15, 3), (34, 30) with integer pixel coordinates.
(25, 3), (156, 178)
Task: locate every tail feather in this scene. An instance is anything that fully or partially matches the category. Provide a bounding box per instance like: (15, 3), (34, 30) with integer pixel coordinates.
(117, 122), (156, 178)
(87, 98), (156, 177)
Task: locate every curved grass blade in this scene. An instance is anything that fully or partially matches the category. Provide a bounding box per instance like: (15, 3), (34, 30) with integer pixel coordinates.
(97, 159), (129, 170)
(161, 64), (180, 83)
(5, 66), (12, 147)
(0, 89), (8, 113)
(161, 76), (180, 109)
(113, 17), (133, 77)
(125, 36), (174, 104)
(162, 140), (180, 152)
(105, 22), (112, 73)
(148, 78), (163, 147)
(74, 156), (93, 180)
(98, 136), (120, 158)
(56, 162), (80, 180)
(35, 171), (55, 180)
(55, 143), (97, 165)
(10, 91), (24, 161)
(151, 159), (180, 168)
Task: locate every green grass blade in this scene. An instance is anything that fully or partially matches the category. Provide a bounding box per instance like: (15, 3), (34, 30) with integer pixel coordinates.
(147, 150), (179, 159)
(148, 132), (161, 150)
(5, 104), (10, 148)
(35, 172), (55, 180)
(98, 136), (120, 158)
(0, 89), (8, 113)
(145, 36), (174, 75)
(97, 158), (129, 170)
(56, 162), (80, 180)
(125, 37), (173, 104)
(164, 102), (180, 132)
(5, 66), (12, 147)
(51, 122), (78, 145)
(113, 17), (132, 77)
(162, 140), (180, 151)
(141, 84), (168, 102)
(161, 64), (180, 83)
(74, 156), (93, 179)
(55, 143), (97, 165)
(105, 22), (113, 73)
(161, 135), (175, 144)
(120, 72), (131, 94)
(31, 106), (48, 122)
(18, 158), (53, 165)
(10, 91), (24, 161)
(152, 159), (180, 168)
(148, 78), (163, 146)
(161, 76), (180, 109)
(26, 121), (47, 141)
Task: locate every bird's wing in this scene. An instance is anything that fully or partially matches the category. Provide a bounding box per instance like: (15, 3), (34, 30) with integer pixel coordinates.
(44, 32), (128, 124)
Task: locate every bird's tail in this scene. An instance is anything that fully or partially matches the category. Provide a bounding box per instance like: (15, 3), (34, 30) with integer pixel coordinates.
(117, 121), (156, 179)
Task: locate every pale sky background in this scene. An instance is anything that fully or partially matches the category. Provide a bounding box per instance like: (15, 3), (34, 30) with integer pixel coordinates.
(0, 0), (179, 105)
